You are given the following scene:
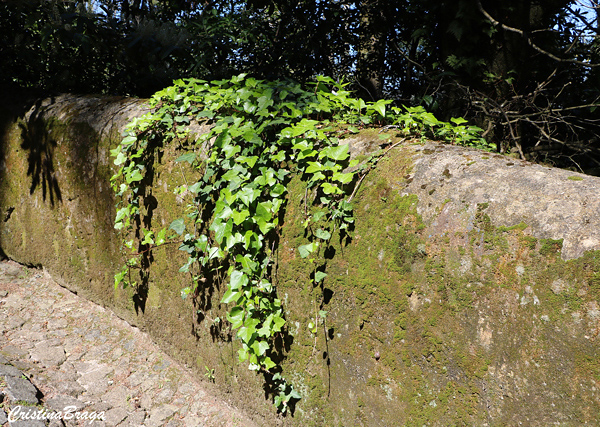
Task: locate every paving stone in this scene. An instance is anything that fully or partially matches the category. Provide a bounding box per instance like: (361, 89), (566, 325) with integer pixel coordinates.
(0, 346), (28, 358)
(0, 261), (258, 427)
(8, 359), (40, 373)
(125, 370), (146, 388)
(155, 386), (175, 402)
(183, 414), (203, 427)
(125, 409), (146, 426)
(30, 342), (66, 367)
(6, 316), (26, 330)
(9, 419), (47, 427)
(46, 394), (87, 411)
(145, 403), (179, 427)
(139, 392), (153, 410)
(51, 362), (80, 382)
(4, 375), (39, 404)
(48, 330), (68, 339)
(0, 408), (7, 424)
(88, 401), (113, 413)
(0, 363), (22, 378)
(104, 407), (128, 426)
(75, 362), (114, 395)
(18, 330), (46, 343)
(177, 382), (197, 396)
(152, 359), (170, 371)
(101, 384), (129, 407)
(55, 380), (86, 397)
(0, 264), (22, 277)
(48, 418), (66, 427)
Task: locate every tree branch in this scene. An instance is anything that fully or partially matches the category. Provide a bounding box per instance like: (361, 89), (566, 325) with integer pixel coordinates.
(477, 0), (600, 68)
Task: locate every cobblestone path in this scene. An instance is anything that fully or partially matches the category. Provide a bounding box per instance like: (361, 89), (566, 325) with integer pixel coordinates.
(0, 259), (258, 427)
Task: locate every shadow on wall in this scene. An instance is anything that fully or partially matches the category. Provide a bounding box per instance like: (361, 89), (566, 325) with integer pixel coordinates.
(0, 85), (50, 256)
(19, 100), (62, 207)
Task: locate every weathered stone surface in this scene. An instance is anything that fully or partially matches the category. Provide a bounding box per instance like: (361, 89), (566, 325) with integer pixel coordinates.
(30, 342), (66, 367)
(146, 404), (179, 427)
(4, 375), (39, 404)
(46, 394), (86, 412)
(0, 363), (22, 378)
(103, 407), (128, 425)
(401, 144), (600, 260)
(0, 259), (257, 427)
(9, 418), (47, 427)
(2, 92), (600, 426)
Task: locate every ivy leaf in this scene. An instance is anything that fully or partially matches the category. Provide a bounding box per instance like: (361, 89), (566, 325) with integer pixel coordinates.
(226, 232), (245, 250)
(169, 218), (186, 235)
(175, 152), (196, 164)
(207, 246), (222, 261)
(257, 219), (275, 235)
(298, 242), (318, 258)
(321, 145), (349, 161)
(115, 206), (130, 223)
(222, 168), (241, 182)
(156, 228), (167, 245)
(188, 182), (202, 194)
(126, 169), (143, 183)
(227, 306), (244, 328)
(315, 271), (328, 282)
(255, 202), (273, 221)
(262, 356), (276, 370)
(272, 314), (286, 332)
(312, 210), (326, 221)
(121, 135), (137, 145)
(314, 228), (331, 241)
(270, 183), (286, 197)
(321, 182), (343, 195)
(195, 234), (208, 252)
(232, 209), (250, 225)
(214, 200), (233, 220)
(252, 339), (270, 356)
(270, 150), (286, 162)
(332, 172), (353, 184)
(212, 218), (233, 245)
(292, 140), (310, 151)
(237, 155), (258, 168)
(238, 187), (260, 206)
(305, 162), (323, 174)
(223, 143), (241, 159)
(197, 110), (215, 119)
(141, 229), (154, 245)
(113, 152), (127, 166)
(221, 288), (242, 304)
(238, 318), (259, 343)
(230, 270), (249, 290)
(236, 254), (258, 274)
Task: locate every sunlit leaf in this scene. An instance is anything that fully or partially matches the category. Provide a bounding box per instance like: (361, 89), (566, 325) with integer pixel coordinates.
(169, 218), (185, 235)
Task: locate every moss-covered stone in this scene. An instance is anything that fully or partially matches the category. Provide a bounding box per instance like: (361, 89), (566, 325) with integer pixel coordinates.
(1, 94), (600, 426)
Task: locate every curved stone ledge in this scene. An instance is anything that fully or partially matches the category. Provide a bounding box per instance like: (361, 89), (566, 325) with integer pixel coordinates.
(1, 93), (600, 426)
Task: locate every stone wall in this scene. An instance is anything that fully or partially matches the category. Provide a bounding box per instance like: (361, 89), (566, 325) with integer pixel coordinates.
(2, 92), (600, 426)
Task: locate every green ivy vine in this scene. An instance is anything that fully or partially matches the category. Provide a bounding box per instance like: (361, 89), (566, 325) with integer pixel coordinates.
(110, 74), (492, 412)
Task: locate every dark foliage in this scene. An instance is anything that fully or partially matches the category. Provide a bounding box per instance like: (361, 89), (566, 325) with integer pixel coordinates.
(1, 0), (599, 172)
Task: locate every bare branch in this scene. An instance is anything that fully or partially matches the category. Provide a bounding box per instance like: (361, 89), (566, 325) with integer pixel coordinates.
(477, 0), (600, 68)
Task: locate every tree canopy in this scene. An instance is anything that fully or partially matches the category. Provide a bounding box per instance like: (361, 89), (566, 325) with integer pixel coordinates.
(1, 0), (599, 172)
